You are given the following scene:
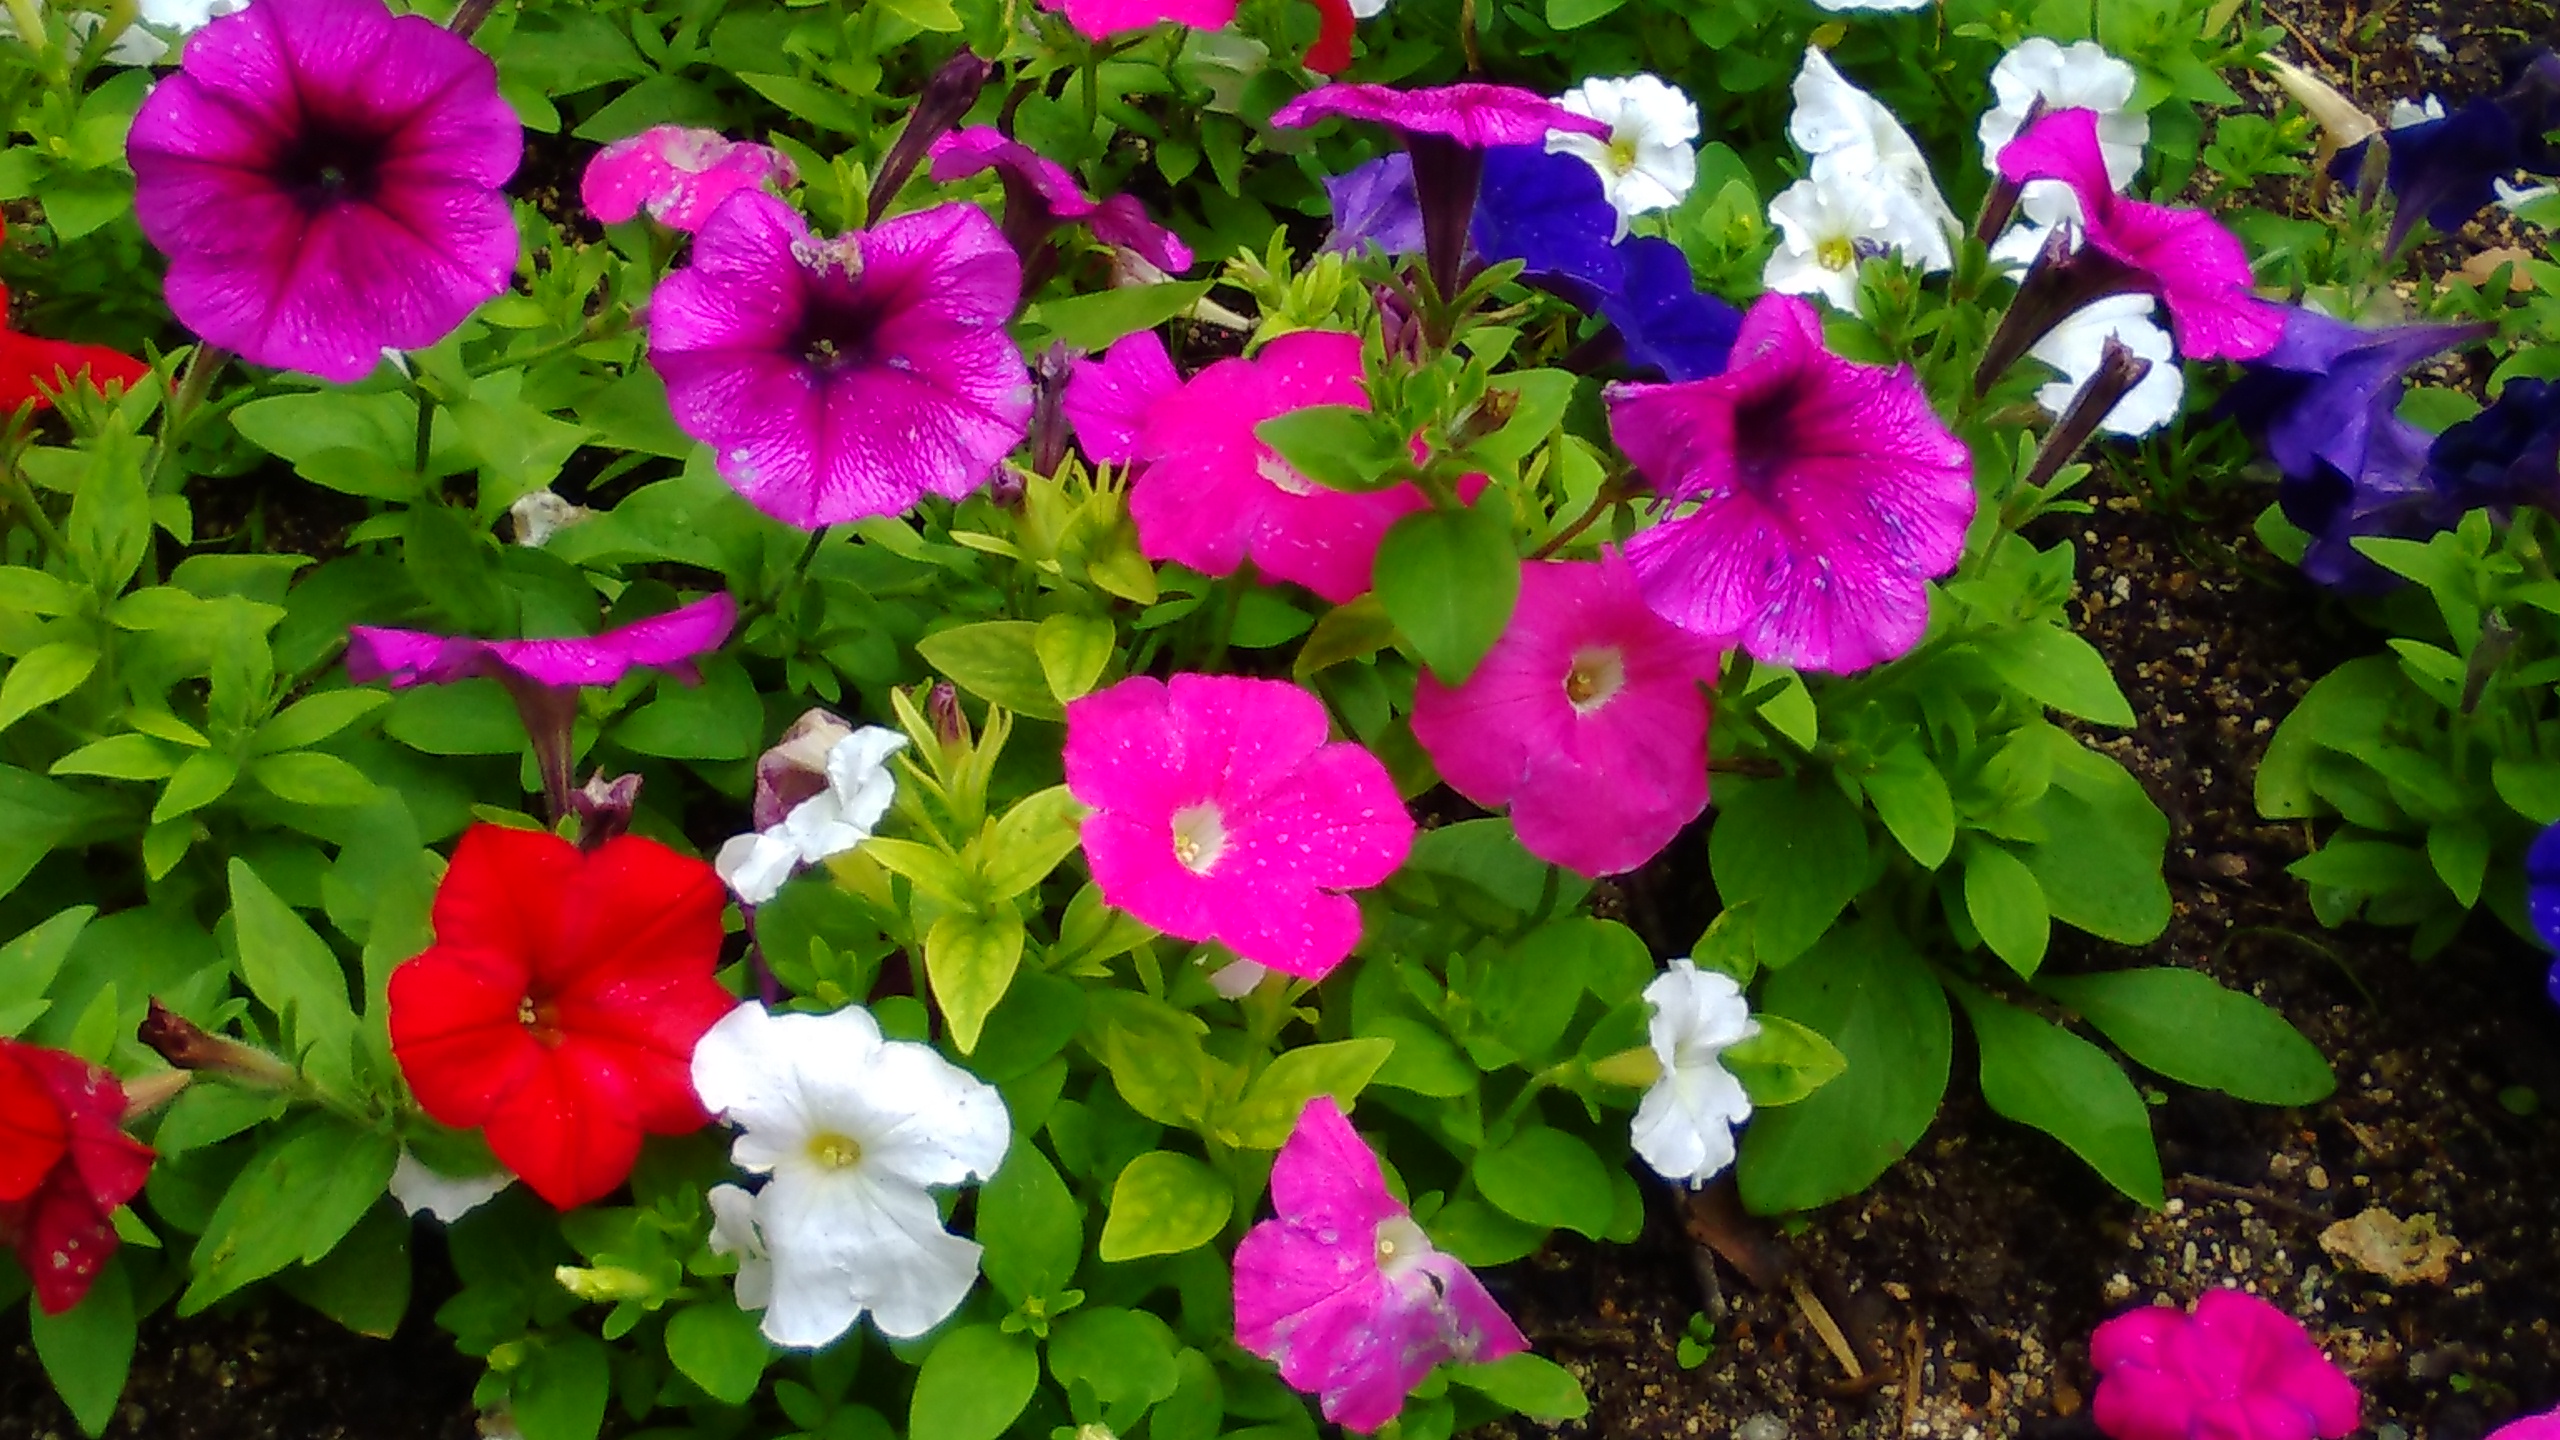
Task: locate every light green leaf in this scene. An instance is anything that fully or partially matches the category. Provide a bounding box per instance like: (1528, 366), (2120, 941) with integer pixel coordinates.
(1098, 1150), (1232, 1262)
(1708, 776), (1868, 967)
(152, 750), (239, 823)
(0, 642), (99, 736)
(1226, 1038), (1394, 1149)
(30, 1257), (133, 1438)
(980, 785), (1086, 901)
(1962, 840), (2050, 976)
(1035, 612), (1115, 704)
(664, 1298), (770, 1406)
(50, 734), (177, 781)
(909, 1324), (1038, 1440)
(1255, 405), (1411, 495)
(1722, 1015), (1846, 1107)
(925, 911), (1025, 1054)
(226, 857), (356, 1065)
(1373, 495), (1521, 685)
(1028, 281), (1216, 352)
(1974, 625), (2136, 726)
(1472, 1125), (1613, 1238)
(918, 620), (1060, 720)
(976, 1143), (1083, 1302)
(513, 1332), (612, 1440)
(1047, 1307), (1182, 1419)
(249, 752), (380, 808)
(1455, 1352), (1588, 1420)
(251, 689), (389, 754)
(1862, 742), (1954, 867)
(180, 1116), (399, 1313)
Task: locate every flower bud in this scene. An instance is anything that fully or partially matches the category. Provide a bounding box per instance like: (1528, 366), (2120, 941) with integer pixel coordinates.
(138, 999), (297, 1089)
(570, 770), (643, 850)
(553, 1264), (656, 1304)
(752, 708), (856, 831)
(869, 49), (995, 225)
(120, 1069), (192, 1122)
(1590, 1045), (1664, 1089)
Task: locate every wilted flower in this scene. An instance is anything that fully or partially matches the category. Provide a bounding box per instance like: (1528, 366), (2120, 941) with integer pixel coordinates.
(715, 726), (908, 906)
(1410, 552), (1722, 877)
(1631, 960), (1756, 1187)
(691, 1002), (1009, 1347)
(1233, 1098), (1529, 1432)
(2333, 50), (2560, 253)
(582, 126), (798, 232)
(1787, 48), (1958, 273)
(1547, 74), (1700, 237)
(2428, 376), (2560, 515)
(648, 193), (1033, 530)
(1611, 292), (1976, 673)
(508, 490), (593, 547)
(1978, 38), (2148, 263)
(2088, 1290), (2359, 1440)
(2030, 296), (2182, 438)
(928, 127), (1194, 274)
(388, 1151), (512, 1223)
(1064, 675), (1412, 980)
(125, 0), (521, 383)
(0, 1040), (153, 1314)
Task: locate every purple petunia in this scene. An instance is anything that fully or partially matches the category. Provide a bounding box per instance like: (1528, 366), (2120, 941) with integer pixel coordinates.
(928, 127), (1193, 274)
(2531, 821), (2560, 1009)
(125, 0), (522, 384)
(647, 193), (1034, 529)
(2224, 308), (2489, 484)
(2333, 50), (2560, 254)
(1323, 154), (1426, 258)
(2429, 376), (2560, 516)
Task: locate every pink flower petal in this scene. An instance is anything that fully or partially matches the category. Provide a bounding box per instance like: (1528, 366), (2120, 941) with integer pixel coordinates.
(1063, 328), (1181, 466)
(1270, 82), (1610, 148)
(583, 126), (797, 232)
(1046, 0), (1239, 39)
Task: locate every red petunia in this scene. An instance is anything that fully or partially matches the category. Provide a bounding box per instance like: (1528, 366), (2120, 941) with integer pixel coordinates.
(388, 825), (735, 1210)
(0, 1041), (154, 1314)
(0, 219), (151, 413)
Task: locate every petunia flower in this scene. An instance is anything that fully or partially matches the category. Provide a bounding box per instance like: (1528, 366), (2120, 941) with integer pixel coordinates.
(387, 825), (733, 1211)
(1603, 237), (1741, 382)
(387, 1150), (512, 1223)
(2220, 306), (2489, 485)
(125, 0), (521, 384)
(1061, 326), (1182, 468)
(2277, 412), (2450, 593)
(928, 127), (1194, 275)
(1234, 1098), (1528, 1432)
(2088, 1290), (2360, 1440)
(1787, 48), (1959, 274)
(2332, 50), (2560, 254)
(1546, 74), (1700, 238)
(0, 287), (151, 413)
(1040, 0), (1237, 40)
(1977, 39), (2148, 264)
(1273, 82), (1609, 301)
(2427, 376), (2560, 516)
(346, 593), (737, 821)
(715, 725), (908, 906)
(648, 193), (1034, 530)
(1984, 108), (2282, 374)
(1763, 172), (1892, 311)
(1323, 153), (1427, 258)
(2029, 296), (2182, 438)
(690, 1002), (1009, 1347)
(1409, 552), (1722, 877)
(0, 1040), (153, 1314)
(1114, 328), (1443, 602)
(1630, 959), (1756, 1187)
(2490, 1407), (2560, 1440)
(1064, 674), (1413, 980)
(1610, 292), (1976, 673)
(582, 125), (798, 233)
(2528, 820), (2560, 1009)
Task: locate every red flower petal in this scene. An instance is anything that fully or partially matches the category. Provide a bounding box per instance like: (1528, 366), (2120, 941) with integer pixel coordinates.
(430, 824), (583, 973)
(12, 1166), (119, 1315)
(1303, 0), (1355, 75)
(481, 1044), (646, 1210)
(389, 944), (548, 1126)
(0, 1047), (69, 1203)
(0, 329), (152, 413)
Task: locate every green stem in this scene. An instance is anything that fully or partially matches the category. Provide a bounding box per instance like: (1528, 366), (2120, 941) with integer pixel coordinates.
(413, 384), (437, 479)
(143, 344), (229, 497)
(1530, 472), (1629, 560)
(1, 450), (66, 559)
(466, 316), (617, 378)
(1, 0), (46, 53)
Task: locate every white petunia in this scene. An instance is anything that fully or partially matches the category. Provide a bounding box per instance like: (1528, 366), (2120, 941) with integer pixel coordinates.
(714, 726), (908, 905)
(0, 0), (243, 64)
(2496, 177), (2559, 212)
(692, 1003), (1010, 1348)
(1348, 0), (1387, 16)
(1763, 175), (1888, 311)
(389, 1150), (513, 1223)
(1978, 39), (2148, 267)
(2389, 95), (2446, 128)
(1788, 48), (1958, 273)
(1630, 960), (1757, 1187)
(1547, 74), (1701, 238)
(2028, 295), (2183, 438)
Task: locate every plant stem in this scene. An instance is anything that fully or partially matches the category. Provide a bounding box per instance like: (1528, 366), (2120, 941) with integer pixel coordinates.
(0, 450), (66, 559)
(1530, 473), (1630, 559)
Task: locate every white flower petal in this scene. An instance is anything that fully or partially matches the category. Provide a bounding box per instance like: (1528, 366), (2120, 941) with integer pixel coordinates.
(1632, 960), (1757, 1187)
(2029, 294), (2183, 437)
(1789, 49), (1959, 256)
(1552, 74), (1701, 233)
(708, 1183), (774, 1314)
(2388, 95), (2446, 129)
(715, 831), (800, 906)
(760, 1170), (984, 1345)
(822, 727), (908, 839)
(388, 1150), (512, 1222)
(1978, 38), (2147, 187)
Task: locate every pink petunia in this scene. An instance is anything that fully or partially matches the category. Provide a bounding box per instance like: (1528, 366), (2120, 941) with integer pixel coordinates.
(582, 126), (798, 233)
(2491, 1409), (2560, 1440)
(1611, 292), (1976, 674)
(125, 0), (521, 384)
(928, 127), (1193, 273)
(1234, 1098), (1529, 1433)
(1997, 108), (2283, 362)
(1110, 329), (1439, 603)
(1061, 327), (1182, 467)
(1410, 552), (1723, 877)
(1269, 82), (1610, 150)
(2089, 1291), (2360, 1440)
(647, 193), (1034, 529)
(1063, 675), (1412, 980)
(1040, 0), (1237, 40)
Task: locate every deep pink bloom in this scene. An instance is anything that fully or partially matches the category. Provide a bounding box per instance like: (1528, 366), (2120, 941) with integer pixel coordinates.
(1611, 293), (1975, 674)
(1234, 1098), (1529, 1432)
(346, 594), (738, 691)
(1269, 82), (1609, 149)
(582, 126), (798, 233)
(1063, 675), (1412, 980)
(2090, 1291), (2360, 1440)
(648, 193), (1033, 529)
(928, 127), (1193, 273)
(1040, 0), (1236, 39)
(2491, 1409), (2560, 1440)
(126, 0), (521, 384)
(1113, 329), (1441, 603)
(1062, 327), (1181, 467)
(1998, 108), (2283, 362)
(1410, 552), (1723, 877)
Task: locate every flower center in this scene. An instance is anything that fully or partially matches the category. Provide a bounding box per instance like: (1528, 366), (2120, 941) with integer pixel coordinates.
(1374, 1215), (1433, 1278)
(275, 124), (389, 211)
(1730, 375), (1809, 497)
(1607, 135), (1640, 175)
(806, 1131), (864, 1170)
(517, 994), (564, 1048)
(1255, 447), (1321, 498)
(1564, 646), (1626, 714)
(1170, 801), (1229, 875)
(1816, 236), (1857, 272)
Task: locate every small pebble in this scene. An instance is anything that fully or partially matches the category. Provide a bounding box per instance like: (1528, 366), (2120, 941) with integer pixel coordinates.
(1738, 1413), (1788, 1440)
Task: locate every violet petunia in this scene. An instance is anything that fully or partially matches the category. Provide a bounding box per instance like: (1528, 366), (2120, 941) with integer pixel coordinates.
(1324, 153), (1426, 258)
(1233, 1098), (1529, 1432)
(2088, 1290), (2359, 1440)
(2277, 412), (2451, 593)
(1471, 143), (1624, 308)
(1611, 293), (1975, 674)
(125, 0), (521, 384)
(2524, 821), (2560, 1010)
(927, 127), (1193, 274)
(2428, 376), (2560, 516)
(2221, 306), (2490, 483)
(583, 126), (798, 233)
(1063, 675), (1413, 980)
(1409, 552), (1723, 877)
(2333, 50), (2560, 254)
(1603, 236), (1741, 382)
(648, 192), (1033, 530)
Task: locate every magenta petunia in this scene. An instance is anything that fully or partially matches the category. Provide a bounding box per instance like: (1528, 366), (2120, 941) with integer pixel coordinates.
(1997, 108), (2283, 362)
(582, 126), (798, 233)
(1410, 552), (1723, 877)
(1269, 81), (1609, 149)
(1063, 675), (1412, 980)
(1062, 327), (1182, 467)
(928, 127), (1194, 273)
(647, 193), (1034, 529)
(1040, 0), (1237, 40)
(1611, 293), (1975, 674)
(1234, 1097), (1529, 1432)
(1116, 329), (1441, 603)
(125, 0), (521, 384)
(2491, 1409), (2560, 1440)
(2089, 1291), (2361, 1440)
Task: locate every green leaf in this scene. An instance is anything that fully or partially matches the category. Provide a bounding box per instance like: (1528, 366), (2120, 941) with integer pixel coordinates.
(976, 1143), (1083, 1303)
(925, 911), (1025, 1054)
(0, 564), (83, 617)
(251, 689), (389, 754)
(665, 1298), (771, 1406)
(514, 1332), (613, 1440)
(1035, 612), (1115, 704)
(1472, 1125), (1614, 1238)
(51, 734), (177, 781)
(1098, 1150), (1232, 1262)
(249, 751), (380, 808)
(1738, 919), (1951, 1214)
(0, 642), (99, 736)
(1254, 405), (1411, 495)
(1861, 742), (1954, 868)
(610, 656), (763, 761)
(1722, 1015), (1846, 1107)
(1949, 980), (2163, 1207)
(1373, 496), (1520, 685)
(276, 1200), (410, 1339)
(1085, 991), (1224, 1127)
(1294, 595), (1399, 679)
(229, 392), (433, 501)
(1027, 281), (1217, 352)
(1151, 1350), (1223, 1440)
(227, 857), (357, 1066)
(181, 1116), (400, 1312)
(1962, 840), (2050, 976)
(30, 1258), (133, 1438)
(1047, 1307), (1181, 1420)
(0, 907), (91, 1034)
(65, 433), (150, 594)
(2039, 969), (2334, 1105)
(1226, 1038), (1394, 1149)
(918, 620), (1061, 720)
(734, 71), (869, 131)
(1708, 776), (1868, 967)
(2425, 818), (2490, 908)
(2018, 739), (2171, 945)
(2256, 656), (2404, 820)
(2493, 756), (2560, 825)
(981, 785), (1086, 901)
(1454, 1352), (1589, 1421)
(1973, 625), (2136, 726)
(909, 1324), (1038, 1440)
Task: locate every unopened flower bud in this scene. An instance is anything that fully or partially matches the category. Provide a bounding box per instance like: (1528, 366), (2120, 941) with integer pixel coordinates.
(120, 1069), (192, 1122)
(138, 999), (297, 1089)
(1590, 1045), (1664, 1089)
(1032, 341), (1075, 478)
(554, 1264), (656, 1303)
(569, 770), (643, 850)
(870, 49), (995, 224)
(928, 681), (967, 748)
